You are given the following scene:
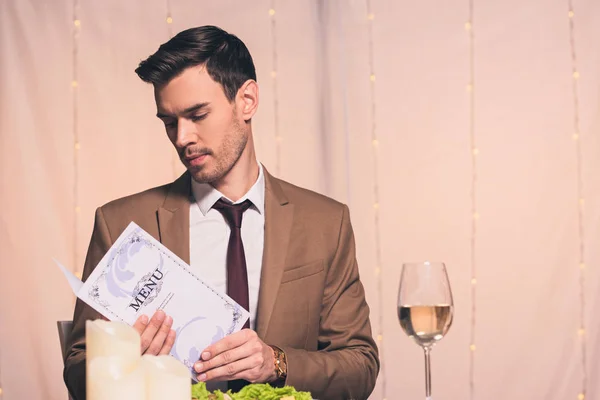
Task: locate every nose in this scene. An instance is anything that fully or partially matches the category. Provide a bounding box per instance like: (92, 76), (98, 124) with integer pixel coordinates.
(174, 118), (198, 149)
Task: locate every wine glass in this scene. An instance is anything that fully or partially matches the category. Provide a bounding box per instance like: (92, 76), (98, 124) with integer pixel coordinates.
(397, 261), (453, 400)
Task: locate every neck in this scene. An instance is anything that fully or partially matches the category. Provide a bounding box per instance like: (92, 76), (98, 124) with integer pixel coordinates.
(212, 141), (259, 202)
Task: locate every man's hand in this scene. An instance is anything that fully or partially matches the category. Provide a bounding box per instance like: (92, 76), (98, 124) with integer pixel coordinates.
(132, 310), (176, 355)
(193, 329), (276, 383)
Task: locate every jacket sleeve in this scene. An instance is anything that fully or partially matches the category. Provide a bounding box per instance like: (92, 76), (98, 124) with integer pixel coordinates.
(281, 205), (380, 400)
(63, 207), (113, 400)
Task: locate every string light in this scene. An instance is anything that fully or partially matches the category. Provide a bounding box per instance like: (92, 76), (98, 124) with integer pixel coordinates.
(165, 0), (173, 37)
(466, 0), (477, 398)
(269, 1), (281, 176)
(162, 0), (180, 179)
(567, 1), (587, 397)
(72, 0), (81, 286)
(366, 1), (386, 398)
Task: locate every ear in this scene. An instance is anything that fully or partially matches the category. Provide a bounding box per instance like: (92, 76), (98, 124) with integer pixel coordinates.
(237, 80), (259, 122)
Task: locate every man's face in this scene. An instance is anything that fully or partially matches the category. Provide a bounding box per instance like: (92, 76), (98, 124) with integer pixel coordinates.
(155, 65), (248, 184)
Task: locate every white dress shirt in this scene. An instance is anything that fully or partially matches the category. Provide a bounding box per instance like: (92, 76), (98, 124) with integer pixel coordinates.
(189, 163), (265, 331)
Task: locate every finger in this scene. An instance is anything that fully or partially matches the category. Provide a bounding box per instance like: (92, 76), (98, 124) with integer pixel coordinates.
(159, 329), (177, 356)
(198, 353), (264, 383)
(194, 339), (258, 373)
(201, 329), (255, 361)
(140, 310), (166, 352)
(145, 314), (173, 355)
(132, 314), (149, 335)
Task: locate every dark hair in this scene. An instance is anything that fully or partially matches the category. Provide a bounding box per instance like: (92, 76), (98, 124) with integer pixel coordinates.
(135, 25), (256, 102)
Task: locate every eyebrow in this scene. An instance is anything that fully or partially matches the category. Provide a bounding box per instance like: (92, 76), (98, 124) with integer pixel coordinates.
(156, 102), (210, 118)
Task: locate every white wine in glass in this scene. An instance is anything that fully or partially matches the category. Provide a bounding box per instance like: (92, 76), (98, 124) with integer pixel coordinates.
(398, 262), (453, 400)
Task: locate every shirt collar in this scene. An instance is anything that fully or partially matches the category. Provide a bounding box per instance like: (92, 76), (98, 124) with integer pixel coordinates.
(191, 162), (265, 216)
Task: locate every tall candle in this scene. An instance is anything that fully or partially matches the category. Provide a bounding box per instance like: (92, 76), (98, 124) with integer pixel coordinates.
(142, 355), (191, 400)
(86, 320), (140, 361)
(86, 320), (142, 400)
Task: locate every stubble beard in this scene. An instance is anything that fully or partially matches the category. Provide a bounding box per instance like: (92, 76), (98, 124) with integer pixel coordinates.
(189, 119), (248, 185)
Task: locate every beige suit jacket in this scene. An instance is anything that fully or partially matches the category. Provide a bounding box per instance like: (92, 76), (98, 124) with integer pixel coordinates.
(64, 168), (379, 400)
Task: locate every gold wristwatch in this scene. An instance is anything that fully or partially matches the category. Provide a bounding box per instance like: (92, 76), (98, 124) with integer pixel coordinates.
(270, 345), (287, 382)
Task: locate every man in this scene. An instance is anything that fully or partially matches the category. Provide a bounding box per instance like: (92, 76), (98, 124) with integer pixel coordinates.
(64, 25), (379, 400)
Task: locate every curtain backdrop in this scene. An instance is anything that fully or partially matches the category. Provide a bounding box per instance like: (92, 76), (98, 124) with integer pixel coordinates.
(1, 0), (599, 399)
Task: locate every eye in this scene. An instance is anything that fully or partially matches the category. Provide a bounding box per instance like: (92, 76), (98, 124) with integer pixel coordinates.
(163, 120), (177, 128)
(191, 114), (207, 122)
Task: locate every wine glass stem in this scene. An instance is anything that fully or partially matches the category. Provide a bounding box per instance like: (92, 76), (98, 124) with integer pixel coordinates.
(424, 346), (432, 399)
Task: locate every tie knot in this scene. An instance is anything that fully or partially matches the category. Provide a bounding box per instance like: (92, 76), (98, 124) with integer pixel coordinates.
(212, 198), (252, 229)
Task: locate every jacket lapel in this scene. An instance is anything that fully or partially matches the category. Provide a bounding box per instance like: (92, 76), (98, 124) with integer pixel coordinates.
(157, 171), (191, 265)
(255, 169), (294, 338)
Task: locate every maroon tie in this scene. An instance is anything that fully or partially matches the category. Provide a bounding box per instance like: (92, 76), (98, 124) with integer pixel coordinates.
(212, 198), (252, 330)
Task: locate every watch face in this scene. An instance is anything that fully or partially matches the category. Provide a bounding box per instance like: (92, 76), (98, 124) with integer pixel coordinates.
(275, 351), (286, 375)
(271, 346), (287, 378)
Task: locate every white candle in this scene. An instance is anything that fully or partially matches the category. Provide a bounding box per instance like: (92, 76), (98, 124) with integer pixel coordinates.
(87, 356), (146, 400)
(86, 320), (142, 400)
(142, 355), (191, 400)
(86, 320), (140, 361)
